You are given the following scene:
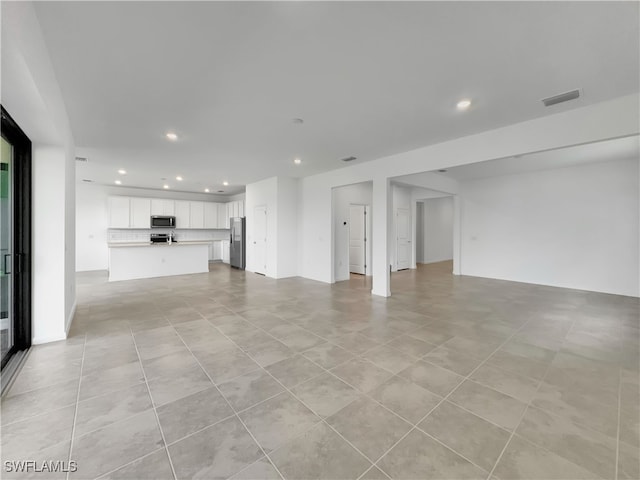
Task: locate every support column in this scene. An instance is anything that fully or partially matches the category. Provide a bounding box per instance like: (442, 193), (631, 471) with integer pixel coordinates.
(452, 194), (461, 275)
(371, 177), (391, 297)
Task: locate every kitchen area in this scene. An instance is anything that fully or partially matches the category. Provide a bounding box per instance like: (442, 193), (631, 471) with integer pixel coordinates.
(105, 195), (245, 281)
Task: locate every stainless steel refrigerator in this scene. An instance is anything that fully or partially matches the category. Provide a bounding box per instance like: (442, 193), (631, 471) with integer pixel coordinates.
(230, 217), (246, 269)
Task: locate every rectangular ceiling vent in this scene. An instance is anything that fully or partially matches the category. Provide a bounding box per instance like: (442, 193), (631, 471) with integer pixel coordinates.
(75, 156), (88, 163)
(542, 89), (581, 107)
(341, 156), (357, 162)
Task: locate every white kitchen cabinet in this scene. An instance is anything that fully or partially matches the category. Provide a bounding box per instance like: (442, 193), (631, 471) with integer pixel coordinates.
(174, 200), (190, 229)
(108, 196), (131, 228)
(222, 240), (230, 264)
(237, 201), (244, 218)
(204, 202), (218, 229)
(190, 201), (205, 229)
(208, 240), (223, 261)
(151, 198), (175, 216)
(130, 198), (151, 228)
(217, 204), (227, 229)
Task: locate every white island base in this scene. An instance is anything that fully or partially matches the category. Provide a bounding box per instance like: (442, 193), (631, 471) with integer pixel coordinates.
(108, 242), (210, 282)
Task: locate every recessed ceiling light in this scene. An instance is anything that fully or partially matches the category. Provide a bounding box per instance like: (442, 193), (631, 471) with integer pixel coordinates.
(166, 132), (178, 141)
(114, 180), (122, 185)
(456, 99), (472, 110)
(118, 169), (127, 175)
(176, 176), (183, 181)
(163, 184), (169, 189)
(218, 190), (224, 193)
(223, 181), (229, 186)
(204, 188), (210, 193)
(294, 158), (302, 165)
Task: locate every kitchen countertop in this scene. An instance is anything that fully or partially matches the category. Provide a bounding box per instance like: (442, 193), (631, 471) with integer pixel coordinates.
(108, 241), (213, 248)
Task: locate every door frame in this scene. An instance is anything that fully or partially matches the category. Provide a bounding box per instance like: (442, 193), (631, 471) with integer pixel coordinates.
(348, 204), (371, 276)
(395, 206), (411, 271)
(253, 205), (267, 275)
(0, 106), (32, 371)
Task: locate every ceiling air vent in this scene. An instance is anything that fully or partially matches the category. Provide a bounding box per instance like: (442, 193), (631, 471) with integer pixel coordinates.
(541, 89), (580, 107)
(341, 156), (357, 162)
(75, 156), (88, 163)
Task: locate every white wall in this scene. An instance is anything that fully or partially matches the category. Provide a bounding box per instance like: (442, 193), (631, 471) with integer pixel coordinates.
(245, 176), (298, 279)
(2, 2), (77, 343)
(245, 177), (278, 278)
(416, 202), (424, 263)
(422, 196), (454, 264)
(333, 182), (373, 282)
(276, 177), (299, 279)
(391, 185), (412, 271)
(460, 157), (639, 297)
(75, 183), (236, 271)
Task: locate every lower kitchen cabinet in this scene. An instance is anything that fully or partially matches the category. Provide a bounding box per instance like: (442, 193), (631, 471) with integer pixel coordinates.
(222, 240), (230, 264)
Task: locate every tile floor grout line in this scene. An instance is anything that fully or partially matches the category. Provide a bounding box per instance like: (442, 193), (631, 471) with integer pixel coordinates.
(356, 465), (391, 480)
(614, 367), (622, 480)
(130, 327), (179, 480)
(172, 325), (289, 480)
(65, 333), (87, 480)
(200, 318), (382, 477)
(363, 313), (545, 476)
(485, 311), (580, 480)
(93, 446), (167, 480)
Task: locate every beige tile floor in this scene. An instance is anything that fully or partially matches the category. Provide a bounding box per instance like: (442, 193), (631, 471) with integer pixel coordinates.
(1, 261), (638, 479)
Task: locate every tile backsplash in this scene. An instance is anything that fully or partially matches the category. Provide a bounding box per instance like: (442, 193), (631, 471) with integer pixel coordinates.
(108, 228), (230, 243)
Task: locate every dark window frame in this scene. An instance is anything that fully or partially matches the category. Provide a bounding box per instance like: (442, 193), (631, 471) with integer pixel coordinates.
(1, 105), (32, 370)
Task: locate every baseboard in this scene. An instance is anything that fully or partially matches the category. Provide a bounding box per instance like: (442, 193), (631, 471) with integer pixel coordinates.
(32, 332), (68, 345)
(65, 301), (77, 336)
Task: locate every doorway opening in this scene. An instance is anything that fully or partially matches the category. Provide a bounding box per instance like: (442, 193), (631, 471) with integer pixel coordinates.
(332, 181), (373, 284)
(253, 205), (267, 275)
(0, 106), (33, 391)
(348, 204), (371, 276)
(417, 194), (454, 268)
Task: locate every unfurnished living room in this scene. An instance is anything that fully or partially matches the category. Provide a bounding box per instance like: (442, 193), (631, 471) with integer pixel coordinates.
(1, 1), (639, 479)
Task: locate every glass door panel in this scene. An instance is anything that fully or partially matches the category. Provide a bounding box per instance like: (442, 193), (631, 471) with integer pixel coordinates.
(0, 136), (13, 365)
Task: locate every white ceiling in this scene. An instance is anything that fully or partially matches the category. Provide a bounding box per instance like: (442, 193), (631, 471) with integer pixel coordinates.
(33, 1), (639, 195)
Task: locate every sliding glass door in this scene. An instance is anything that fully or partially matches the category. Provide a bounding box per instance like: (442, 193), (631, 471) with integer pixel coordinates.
(0, 106), (32, 374)
(1, 136), (13, 366)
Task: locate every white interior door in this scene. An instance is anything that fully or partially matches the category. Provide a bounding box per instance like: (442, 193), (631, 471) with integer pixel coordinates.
(349, 205), (366, 274)
(396, 207), (411, 270)
(253, 205), (267, 274)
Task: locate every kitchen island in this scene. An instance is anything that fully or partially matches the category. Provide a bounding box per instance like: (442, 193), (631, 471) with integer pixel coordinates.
(108, 241), (210, 281)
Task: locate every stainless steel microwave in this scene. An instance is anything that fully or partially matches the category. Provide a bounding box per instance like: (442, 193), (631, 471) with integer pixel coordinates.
(151, 215), (176, 228)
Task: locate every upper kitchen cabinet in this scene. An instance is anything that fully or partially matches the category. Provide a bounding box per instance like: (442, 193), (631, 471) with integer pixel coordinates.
(189, 201), (205, 229)
(174, 200), (191, 229)
(107, 195), (243, 229)
(204, 202), (218, 229)
(217, 203), (228, 229)
(108, 196), (131, 228)
(107, 196), (150, 228)
(150, 198), (175, 216)
(130, 198), (151, 228)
